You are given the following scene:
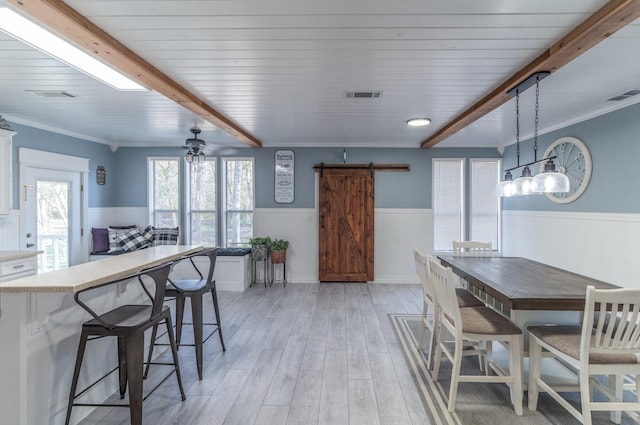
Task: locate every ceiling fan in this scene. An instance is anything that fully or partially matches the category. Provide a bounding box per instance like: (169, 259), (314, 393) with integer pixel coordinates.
(183, 125), (208, 163)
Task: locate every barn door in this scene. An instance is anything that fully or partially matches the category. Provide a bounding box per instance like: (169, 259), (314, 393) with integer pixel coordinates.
(318, 168), (374, 282)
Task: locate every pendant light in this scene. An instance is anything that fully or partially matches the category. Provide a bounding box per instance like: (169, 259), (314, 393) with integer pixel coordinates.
(511, 86), (539, 196)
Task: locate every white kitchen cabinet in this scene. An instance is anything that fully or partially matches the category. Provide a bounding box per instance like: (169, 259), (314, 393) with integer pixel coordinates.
(0, 128), (15, 215)
(0, 251), (38, 282)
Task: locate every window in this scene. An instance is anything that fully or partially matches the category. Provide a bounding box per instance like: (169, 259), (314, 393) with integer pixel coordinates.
(470, 159), (501, 249)
(222, 158), (254, 247)
(433, 158), (501, 251)
(186, 158), (216, 246)
(433, 159), (464, 251)
(148, 157), (180, 228)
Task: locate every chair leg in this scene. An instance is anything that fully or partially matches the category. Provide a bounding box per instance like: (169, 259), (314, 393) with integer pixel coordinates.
(432, 324), (446, 381)
(210, 286), (225, 351)
(65, 330), (89, 425)
(447, 339), (463, 413)
(427, 306), (438, 371)
(509, 336), (523, 416)
(165, 316), (186, 401)
(125, 332), (145, 425)
(417, 301), (428, 349)
(117, 336), (128, 397)
(143, 323), (159, 379)
(175, 296), (185, 346)
(190, 294), (204, 380)
(528, 336), (542, 411)
(609, 375), (622, 424)
(579, 367), (593, 425)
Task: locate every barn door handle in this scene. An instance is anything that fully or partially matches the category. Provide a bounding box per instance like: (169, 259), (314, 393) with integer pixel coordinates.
(320, 215), (325, 229)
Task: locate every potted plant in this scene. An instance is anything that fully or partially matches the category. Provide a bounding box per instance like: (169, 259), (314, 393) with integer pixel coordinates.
(269, 239), (289, 264)
(249, 236), (271, 261)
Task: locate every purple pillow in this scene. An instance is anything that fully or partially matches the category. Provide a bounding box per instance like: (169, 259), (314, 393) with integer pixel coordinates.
(91, 228), (109, 254)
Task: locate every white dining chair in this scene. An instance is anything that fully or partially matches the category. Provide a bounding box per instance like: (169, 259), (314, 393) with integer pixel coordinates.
(413, 249), (485, 370)
(429, 257), (523, 415)
(528, 285), (640, 425)
(452, 240), (492, 257)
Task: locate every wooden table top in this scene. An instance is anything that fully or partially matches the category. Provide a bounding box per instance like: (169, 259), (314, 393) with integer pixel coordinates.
(437, 256), (619, 311)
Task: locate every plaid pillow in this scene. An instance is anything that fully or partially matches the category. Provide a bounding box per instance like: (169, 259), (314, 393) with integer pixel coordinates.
(115, 228), (152, 252)
(152, 227), (179, 246)
(107, 227), (137, 253)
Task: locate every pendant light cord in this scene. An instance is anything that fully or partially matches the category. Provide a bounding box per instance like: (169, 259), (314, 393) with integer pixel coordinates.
(533, 75), (540, 162)
(515, 89), (520, 167)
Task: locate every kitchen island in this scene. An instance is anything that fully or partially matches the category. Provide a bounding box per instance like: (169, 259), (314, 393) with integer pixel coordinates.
(0, 245), (202, 425)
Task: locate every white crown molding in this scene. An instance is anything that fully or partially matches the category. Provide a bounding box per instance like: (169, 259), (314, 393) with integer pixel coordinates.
(2, 113), (114, 146)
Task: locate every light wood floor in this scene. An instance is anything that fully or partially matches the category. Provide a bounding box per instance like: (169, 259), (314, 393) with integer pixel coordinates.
(76, 282), (430, 425)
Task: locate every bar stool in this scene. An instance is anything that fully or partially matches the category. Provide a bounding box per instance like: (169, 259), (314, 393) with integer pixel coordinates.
(65, 262), (186, 425)
(146, 247), (225, 380)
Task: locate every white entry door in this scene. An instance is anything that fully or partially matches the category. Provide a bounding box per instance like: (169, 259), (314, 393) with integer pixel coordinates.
(23, 167), (82, 273)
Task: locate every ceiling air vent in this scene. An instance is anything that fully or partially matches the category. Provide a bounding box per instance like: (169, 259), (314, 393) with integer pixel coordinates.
(344, 90), (383, 99)
(26, 90), (75, 98)
(607, 89), (640, 101)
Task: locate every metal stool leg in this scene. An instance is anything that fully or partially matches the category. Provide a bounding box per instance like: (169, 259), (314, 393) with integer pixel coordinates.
(125, 333), (144, 425)
(165, 316), (186, 400)
(210, 285), (226, 351)
(190, 294), (204, 380)
(65, 330), (89, 425)
(117, 336), (128, 397)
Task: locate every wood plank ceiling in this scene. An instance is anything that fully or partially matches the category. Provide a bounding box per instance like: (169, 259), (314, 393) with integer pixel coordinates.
(1, 0), (640, 150)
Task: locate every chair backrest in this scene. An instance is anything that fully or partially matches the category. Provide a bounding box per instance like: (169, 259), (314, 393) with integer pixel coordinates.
(172, 247), (218, 287)
(429, 257), (462, 336)
(452, 240), (492, 257)
(74, 261), (173, 329)
(414, 248), (434, 302)
(582, 285), (640, 362)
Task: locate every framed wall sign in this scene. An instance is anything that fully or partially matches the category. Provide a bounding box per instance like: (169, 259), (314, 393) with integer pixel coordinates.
(275, 149), (294, 203)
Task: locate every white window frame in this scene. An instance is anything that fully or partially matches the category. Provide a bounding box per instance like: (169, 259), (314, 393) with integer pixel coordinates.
(221, 157), (255, 247)
(469, 158), (502, 252)
(185, 157), (217, 246)
(147, 156), (181, 230)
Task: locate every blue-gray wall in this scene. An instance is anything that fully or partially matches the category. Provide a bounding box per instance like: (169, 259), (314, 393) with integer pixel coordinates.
(502, 102), (640, 213)
(113, 146), (500, 209)
(10, 122), (115, 208)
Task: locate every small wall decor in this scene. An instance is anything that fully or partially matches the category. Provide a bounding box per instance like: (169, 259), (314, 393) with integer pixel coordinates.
(0, 115), (12, 131)
(275, 149), (294, 203)
(96, 165), (106, 185)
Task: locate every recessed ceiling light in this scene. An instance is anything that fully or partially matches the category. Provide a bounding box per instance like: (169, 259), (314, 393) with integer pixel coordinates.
(406, 118), (431, 127)
(0, 7), (147, 91)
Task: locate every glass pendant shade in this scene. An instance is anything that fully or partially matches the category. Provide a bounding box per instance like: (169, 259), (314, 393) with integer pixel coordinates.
(496, 170), (517, 197)
(513, 166), (540, 196)
(531, 159), (569, 193)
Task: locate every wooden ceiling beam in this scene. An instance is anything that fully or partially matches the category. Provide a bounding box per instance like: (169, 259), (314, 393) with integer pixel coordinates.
(6, 0), (263, 148)
(420, 0), (640, 149)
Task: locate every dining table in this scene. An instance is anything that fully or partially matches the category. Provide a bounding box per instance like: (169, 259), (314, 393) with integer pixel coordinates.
(436, 255), (620, 351)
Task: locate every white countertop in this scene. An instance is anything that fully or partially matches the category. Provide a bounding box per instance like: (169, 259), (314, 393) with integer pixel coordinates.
(0, 250), (42, 262)
(0, 245), (202, 293)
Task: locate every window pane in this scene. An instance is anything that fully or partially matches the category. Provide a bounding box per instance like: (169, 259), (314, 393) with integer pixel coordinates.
(190, 161), (216, 210)
(226, 212), (253, 246)
(153, 160), (179, 210)
(154, 211), (178, 227)
(433, 159), (464, 251)
(226, 160), (254, 210)
(191, 212), (216, 246)
(470, 159), (500, 249)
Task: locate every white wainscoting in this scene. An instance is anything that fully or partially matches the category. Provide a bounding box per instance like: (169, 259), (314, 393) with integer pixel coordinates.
(88, 207), (148, 230)
(0, 210), (20, 250)
(503, 210), (640, 288)
(255, 208), (432, 284)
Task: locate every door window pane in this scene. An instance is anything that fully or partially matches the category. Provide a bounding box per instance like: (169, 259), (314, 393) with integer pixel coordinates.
(36, 180), (69, 272)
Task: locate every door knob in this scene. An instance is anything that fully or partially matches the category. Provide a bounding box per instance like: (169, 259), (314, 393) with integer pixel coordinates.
(26, 243), (35, 248)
